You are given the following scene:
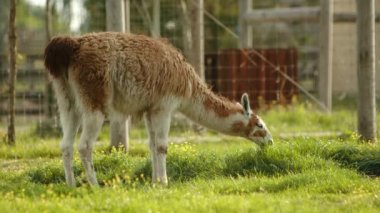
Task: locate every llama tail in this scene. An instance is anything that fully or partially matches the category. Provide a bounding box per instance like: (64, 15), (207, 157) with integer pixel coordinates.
(44, 36), (79, 78)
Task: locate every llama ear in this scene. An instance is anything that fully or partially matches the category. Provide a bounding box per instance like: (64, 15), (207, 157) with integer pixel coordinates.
(241, 93), (251, 117)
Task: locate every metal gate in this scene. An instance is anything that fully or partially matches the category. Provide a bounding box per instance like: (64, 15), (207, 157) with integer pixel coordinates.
(205, 48), (298, 108)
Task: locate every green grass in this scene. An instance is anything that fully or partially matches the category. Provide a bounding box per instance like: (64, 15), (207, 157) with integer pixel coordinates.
(0, 104), (380, 212)
(0, 135), (379, 212)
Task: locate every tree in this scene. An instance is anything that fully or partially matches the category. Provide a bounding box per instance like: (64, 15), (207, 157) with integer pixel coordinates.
(45, 0), (55, 119)
(106, 0), (129, 151)
(82, 0), (106, 31)
(356, 0), (377, 142)
(7, 0), (17, 145)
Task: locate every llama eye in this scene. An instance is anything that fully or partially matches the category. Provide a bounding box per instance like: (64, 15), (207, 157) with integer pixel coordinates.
(256, 123), (263, 128)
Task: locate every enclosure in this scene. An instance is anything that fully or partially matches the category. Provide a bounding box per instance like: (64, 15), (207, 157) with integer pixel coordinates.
(0, 0), (379, 212)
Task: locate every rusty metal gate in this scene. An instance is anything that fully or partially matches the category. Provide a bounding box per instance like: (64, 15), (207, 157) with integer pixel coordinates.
(205, 48), (298, 109)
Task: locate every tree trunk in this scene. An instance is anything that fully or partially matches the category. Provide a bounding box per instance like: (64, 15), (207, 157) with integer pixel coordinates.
(180, 0), (193, 62)
(356, 0), (377, 142)
(7, 0), (17, 145)
(152, 0), (160, 38)
(124, 0), (130, 33)
(318, 0), (333, 113)
(45, 0), (54, 119)
(190, 0), (204, 80)
(106, 0), (129, 151)
(106, 0), (125, 32)
(45, 0), (52, 41)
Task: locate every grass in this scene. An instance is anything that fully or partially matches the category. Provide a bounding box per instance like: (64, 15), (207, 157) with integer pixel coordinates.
(0, 103), (379, 212)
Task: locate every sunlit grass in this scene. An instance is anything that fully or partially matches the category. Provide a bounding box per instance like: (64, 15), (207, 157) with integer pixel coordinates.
(0, 134), (379, 211)
(0, 103), (379, 212)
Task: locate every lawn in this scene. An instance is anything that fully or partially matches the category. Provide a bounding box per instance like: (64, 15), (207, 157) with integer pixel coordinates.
(0, 103), (379, 212)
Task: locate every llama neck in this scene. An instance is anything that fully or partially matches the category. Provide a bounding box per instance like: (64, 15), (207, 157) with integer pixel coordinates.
(179, 90), (247, 135)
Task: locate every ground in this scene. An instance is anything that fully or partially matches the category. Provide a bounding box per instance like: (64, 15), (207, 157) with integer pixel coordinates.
(0, 103), (379, 212)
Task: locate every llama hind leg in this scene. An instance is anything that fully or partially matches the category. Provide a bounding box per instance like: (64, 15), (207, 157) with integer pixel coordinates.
(60, 107), (80, 187)
(54, 81), (80, 187)
(78, 111), (104, 186)
(110, 114), (130, 152)
(145, 109), (171, 185)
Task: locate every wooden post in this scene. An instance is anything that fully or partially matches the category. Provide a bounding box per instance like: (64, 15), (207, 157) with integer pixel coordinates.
(106, 0), (125, 32)
(318, 0), (333, 112)
(45, 0), (52, 42)
(152, 0), (160, 38)
(180, 0), (192, 61)
(124, 0), (130, 33)
(244, 7), (320, 23)
(239, 0), (252, 48)
(106, 0), (129, 151)
(45, 0), (54, 119)
(356, 0), (376, 142)
(190, 0), (204, 80)
(7, 0), (16, 145)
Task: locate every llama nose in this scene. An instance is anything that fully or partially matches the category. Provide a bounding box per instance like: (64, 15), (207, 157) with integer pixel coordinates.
(268, 139), (273, 145)
(266, 135), (273, 145)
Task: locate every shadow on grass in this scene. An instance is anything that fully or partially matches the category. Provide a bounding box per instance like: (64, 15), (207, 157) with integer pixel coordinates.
(27, 146), (329, 185)
(26, 141), (380, 187)
(328, 146), (380, 177)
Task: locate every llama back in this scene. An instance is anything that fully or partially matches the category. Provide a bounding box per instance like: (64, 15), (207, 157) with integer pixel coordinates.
(45, 32), (208, 114)
(104, 33), (207, 108)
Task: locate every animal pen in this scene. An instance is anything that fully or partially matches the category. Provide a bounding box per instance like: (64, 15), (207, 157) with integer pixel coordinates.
(0, 0), (378, 133)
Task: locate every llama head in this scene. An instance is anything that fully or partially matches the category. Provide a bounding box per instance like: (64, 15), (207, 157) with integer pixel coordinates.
(236, 93), (273, 147)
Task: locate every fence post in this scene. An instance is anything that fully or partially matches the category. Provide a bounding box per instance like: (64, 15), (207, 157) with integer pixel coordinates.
(356, 0), (376, 142)
(106, 0), (125, 32)
(318, 0), (333, 112)
(190, 0), (205, 80)
(152, 0), (160, 38)
(7, 0), (17, 145)
(239, 0), (252, 48)
(45, 0), (55, 120)
(125, 0), (130, 33)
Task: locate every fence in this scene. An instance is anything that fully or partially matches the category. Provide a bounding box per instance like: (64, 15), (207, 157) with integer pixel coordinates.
(205, 48), (298, 108)
(0, 0), (322, 130)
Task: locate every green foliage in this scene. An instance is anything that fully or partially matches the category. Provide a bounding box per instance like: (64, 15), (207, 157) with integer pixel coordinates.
(81, 0), (106, 32)
(33, 121), (62, 138)
(15, 1), (45, 30)
(261, 103), (357, 134)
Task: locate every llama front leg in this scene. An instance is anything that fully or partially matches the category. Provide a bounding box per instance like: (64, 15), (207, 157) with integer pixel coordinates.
(78, 111), (104, 186)
(110, 115), (130, 152)
(145, 110), (171, 185)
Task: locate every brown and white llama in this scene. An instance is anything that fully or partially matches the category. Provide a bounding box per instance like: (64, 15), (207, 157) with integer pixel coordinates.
(44, 32), (273, 186)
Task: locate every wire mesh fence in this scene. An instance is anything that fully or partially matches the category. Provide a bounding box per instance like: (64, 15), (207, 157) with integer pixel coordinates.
(1, 0), (378, 132)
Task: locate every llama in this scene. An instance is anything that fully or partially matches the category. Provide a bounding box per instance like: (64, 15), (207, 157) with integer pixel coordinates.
(44, 32), (273, 186)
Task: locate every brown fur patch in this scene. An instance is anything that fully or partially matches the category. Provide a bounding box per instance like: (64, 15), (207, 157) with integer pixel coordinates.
(231, 121), (245, 134)
(72, 34), (110, 113)
(111, 33), (201, 101)
(231, 115), (260, 136)
(203, 92), (244, 117)
(248, 116), (259, 128)
(44, 37), (79, 78)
